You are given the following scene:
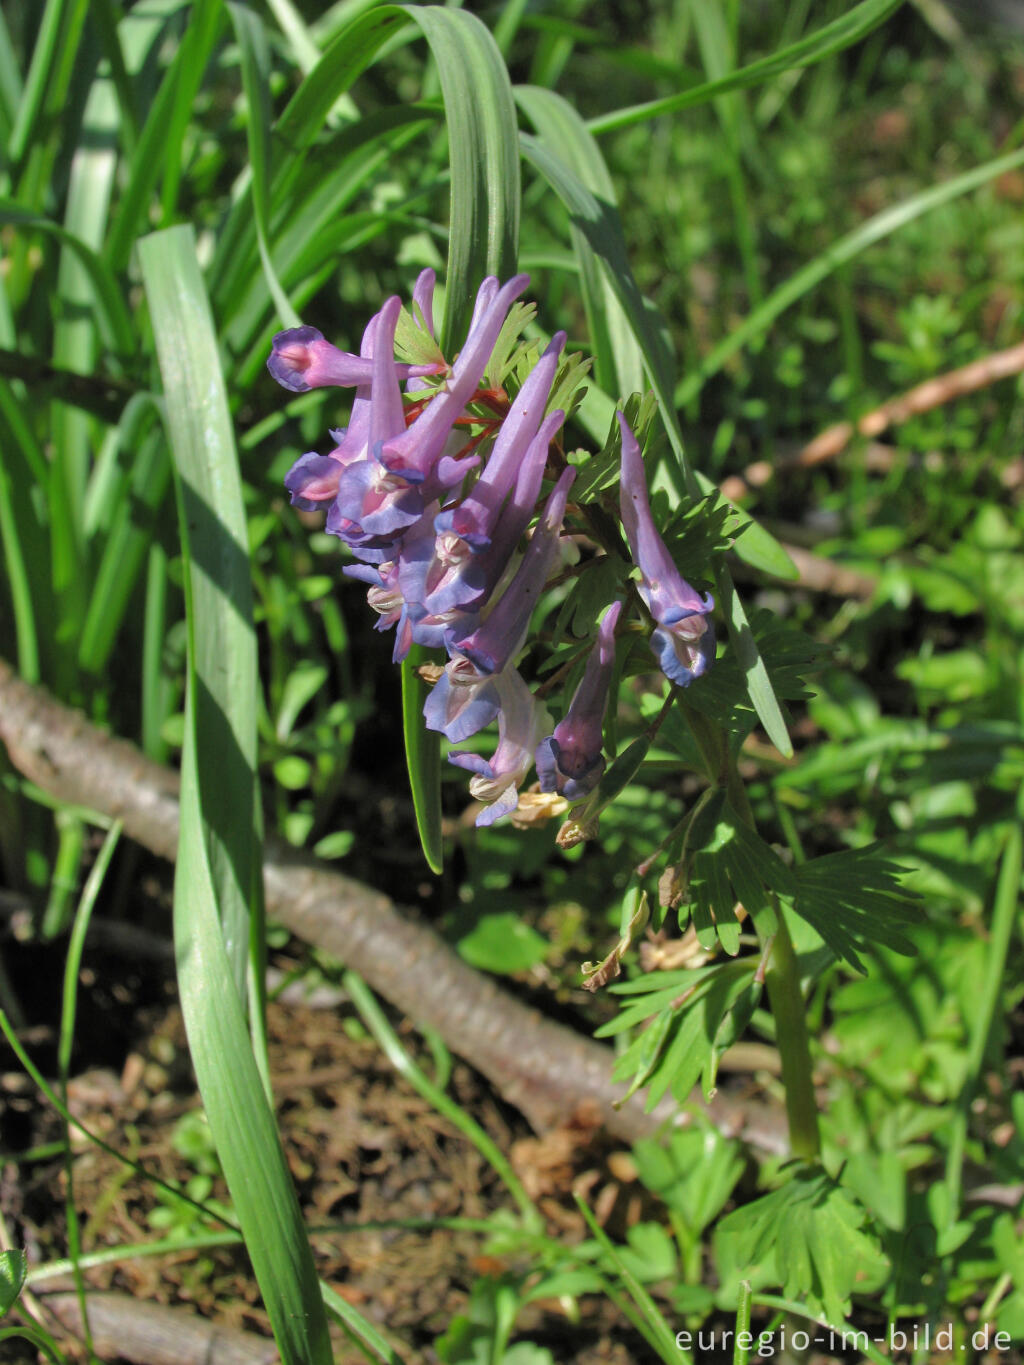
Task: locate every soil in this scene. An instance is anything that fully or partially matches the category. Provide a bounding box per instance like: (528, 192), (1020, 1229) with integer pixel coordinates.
(0, 919), (658, 1365)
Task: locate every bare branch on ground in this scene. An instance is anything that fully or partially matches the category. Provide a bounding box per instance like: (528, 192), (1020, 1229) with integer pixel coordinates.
(0, 659), (787, 1153)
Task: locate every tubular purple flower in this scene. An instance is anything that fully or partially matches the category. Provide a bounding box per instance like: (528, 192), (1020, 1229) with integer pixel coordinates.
(268, 324), (440, 392)
(411, 268), (437, 340)
(409, 408), (566, 621)
(449, 670), (550, 826)
(536, 600), (622, 801)
(618, 413), (715, 687)
(433, 331), (566, 554)
(284, 451), (346, 511)
(449, 466), (575, 676)
(423, 654), (502, 743)
(282, 313), (380, 509)
(482, 409), (566, 587)
(377, 274), (530, 484)
(328, 298), (427, 547)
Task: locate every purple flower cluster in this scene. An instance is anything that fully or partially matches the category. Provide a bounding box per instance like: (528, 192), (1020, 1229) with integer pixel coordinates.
(270, 273), (715, 827)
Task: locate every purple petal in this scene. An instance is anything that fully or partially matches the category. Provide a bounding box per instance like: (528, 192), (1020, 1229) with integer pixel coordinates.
(422, 669), (501, 743)
(448, 750), (493, 778)
(369, 297), (406, 457)
(378, 274), (530, 483)
(437, 332), (566, 553)
(284, 452), (344, 510)
(412, 269), (437, 338)
(650, 615), (716, 687)
(453, 466), (575, 675)
(268, 323), (439, 392)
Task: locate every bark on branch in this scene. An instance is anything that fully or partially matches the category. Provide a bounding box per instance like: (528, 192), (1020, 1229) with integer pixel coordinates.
(0, 659), (786, 1153)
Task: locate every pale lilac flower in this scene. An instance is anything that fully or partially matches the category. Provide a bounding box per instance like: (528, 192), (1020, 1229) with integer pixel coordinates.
(449, 670), (550, 826)
(422, 653), (503, 742)
(618, 413), (715, 686)
(535, 600), (622, 801)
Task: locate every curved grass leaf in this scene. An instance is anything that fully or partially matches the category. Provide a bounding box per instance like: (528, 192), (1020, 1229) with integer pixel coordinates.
(402, 647), (443, 876)
(0, 203), (133, 355)
(0, 379), (51, 681)
(275, 8), (416, 151)
(275, 5), (519, 342)
(410, 7), (520, 349)
(515, 84), (643, 397)
(7, 0), (90, 195)
(140, 227), (258, 996)
(575, 1196), (691, 1364)
(140, 224), (333, 1365)
(78, 407), (170, 675)
(587, 0), (906, 135)
(105, 0), (224, 271)
(226, 2), (301, 329)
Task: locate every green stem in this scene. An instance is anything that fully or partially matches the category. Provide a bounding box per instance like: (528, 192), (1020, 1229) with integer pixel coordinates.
(761, 912), (820, 1160)
(733, 1280), (753, 1365)
(723, 734), (821, 1161)
(944, 818), (1022, 1222)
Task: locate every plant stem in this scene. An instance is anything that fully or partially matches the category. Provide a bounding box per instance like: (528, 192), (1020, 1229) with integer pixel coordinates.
(724, 742), (821, 1160)
(761, 913), (820, 1160)
(944, 817), (1022, 1221)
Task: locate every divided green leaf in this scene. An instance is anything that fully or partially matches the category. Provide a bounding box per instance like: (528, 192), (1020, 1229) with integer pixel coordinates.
(716, 1167), (889, 1324)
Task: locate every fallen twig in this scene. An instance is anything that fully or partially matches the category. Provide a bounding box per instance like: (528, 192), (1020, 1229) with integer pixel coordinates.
(40, 1290), (278, 1365)
(770, 544), (877, 599)
(0, 659), (787, 1154)
(721, 337), (1024, 502)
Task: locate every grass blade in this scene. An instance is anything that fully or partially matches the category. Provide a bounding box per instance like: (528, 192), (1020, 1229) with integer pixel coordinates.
(7, 0), (90, 173)
(408, 7), (520, 350)
(587, 0), (905, 135)
(516, 84), (643, 396)
(944, 817), (1023, 1221)
(139, 225), (258, 997)
(105, 0), (224, 271)
(140, 224), (334, 1365)
(0, 203), (133, 355)
(574, 1194), (688, 1364)
(275, 6), (520, 348)
(402, 647), (443, 875)
(227, 2), (301, 329)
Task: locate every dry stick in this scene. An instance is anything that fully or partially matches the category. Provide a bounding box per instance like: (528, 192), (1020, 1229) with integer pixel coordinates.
(0, 659), (787, 1154)
(41, 1291), (278, 1365)
(722, 337), (1024, 503)
(763, 545), (877, 600)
